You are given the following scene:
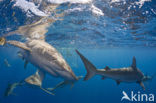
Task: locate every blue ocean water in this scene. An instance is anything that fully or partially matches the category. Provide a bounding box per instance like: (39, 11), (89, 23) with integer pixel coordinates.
(0, 0), (156, 103)
(0, 48), (156, 103)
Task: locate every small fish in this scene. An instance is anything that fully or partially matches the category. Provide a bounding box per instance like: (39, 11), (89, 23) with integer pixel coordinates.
(4, 82), (23, 97)
(4, 59), (11, 67)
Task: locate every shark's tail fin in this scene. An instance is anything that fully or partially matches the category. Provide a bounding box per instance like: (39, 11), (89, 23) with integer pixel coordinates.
(76, 49), (97, 81)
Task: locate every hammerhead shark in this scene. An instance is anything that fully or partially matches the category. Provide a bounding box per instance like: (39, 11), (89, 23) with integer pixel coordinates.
(76, 50), (146, 90)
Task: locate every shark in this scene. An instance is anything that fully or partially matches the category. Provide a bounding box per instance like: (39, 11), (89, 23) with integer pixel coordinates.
(0, 37), (82, 95)
(76, 50), (146, 90)
(4, 82), (23, 97)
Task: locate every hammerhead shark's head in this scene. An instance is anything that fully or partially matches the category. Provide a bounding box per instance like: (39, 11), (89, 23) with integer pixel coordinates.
(76, 50), (145, 90)
(0, 37), (82, 94)
(142, 73), (156, 82)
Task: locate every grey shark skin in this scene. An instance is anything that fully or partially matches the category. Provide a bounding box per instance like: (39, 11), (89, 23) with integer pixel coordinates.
(76, 50), (145, 90)
(0, 37), (81, 89)
(22, 39), (79, 81)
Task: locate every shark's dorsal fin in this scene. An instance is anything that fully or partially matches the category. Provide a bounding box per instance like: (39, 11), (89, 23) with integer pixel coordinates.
(104, 66), (110, 70)
(131, 56), (137, 70)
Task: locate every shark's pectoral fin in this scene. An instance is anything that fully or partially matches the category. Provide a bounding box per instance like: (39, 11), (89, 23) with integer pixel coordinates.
(47, 81), (72, 92)
(24, 60), (29, 69)
(7, 40), (31, 52)
(25, 70), (54, 96)
(137, 81), (145, 90)
(140, 82), (145, 91)
(25, 69), (45, 86)
(47, 81), (66, 91)
(116, 80), (121, 85)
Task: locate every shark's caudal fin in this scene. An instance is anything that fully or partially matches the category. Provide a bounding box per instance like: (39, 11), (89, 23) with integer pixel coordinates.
(76, 50), (97, 81)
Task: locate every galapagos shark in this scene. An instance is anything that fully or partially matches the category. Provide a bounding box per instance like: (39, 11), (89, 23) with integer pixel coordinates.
(0, 37), (82, 95)
(76, 50), (146, 90)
